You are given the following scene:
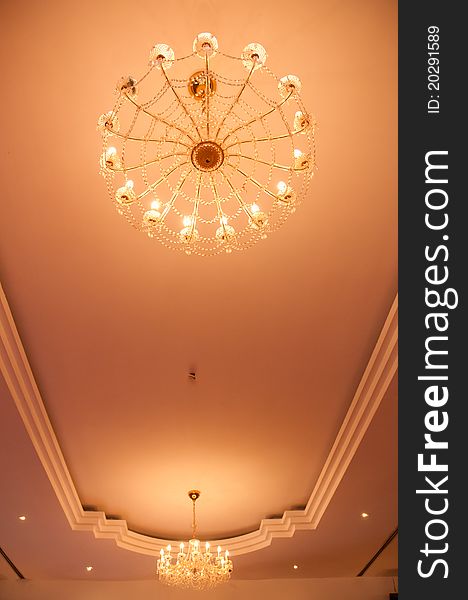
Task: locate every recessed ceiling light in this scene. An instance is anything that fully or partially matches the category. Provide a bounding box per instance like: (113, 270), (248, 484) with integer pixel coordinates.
(86, 566), (93, 572)
(293, 564), (299, 570)
(361, 512), (369, 519)
(18, 515), (26, 521)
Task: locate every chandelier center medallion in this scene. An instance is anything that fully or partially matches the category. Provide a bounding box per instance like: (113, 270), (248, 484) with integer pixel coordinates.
(191, 141), (224, 172)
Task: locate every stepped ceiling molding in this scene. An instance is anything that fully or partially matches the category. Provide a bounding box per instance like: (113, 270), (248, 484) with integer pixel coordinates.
(0, 286), (397, 556)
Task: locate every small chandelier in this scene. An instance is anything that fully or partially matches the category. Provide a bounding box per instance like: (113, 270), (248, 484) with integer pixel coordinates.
(157, 490), (233, 589)
(98, 32), (316, 256)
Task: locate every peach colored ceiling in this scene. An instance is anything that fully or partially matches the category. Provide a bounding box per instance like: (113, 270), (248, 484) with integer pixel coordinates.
(0, 0), (397, 579)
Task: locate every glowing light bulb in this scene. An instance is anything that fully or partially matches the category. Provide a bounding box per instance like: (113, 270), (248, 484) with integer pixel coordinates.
(205, 542), (210, 551)
(180, 542), (185, 552)
(277, 181), (287, 194)
(125, 179), (134, 189)
(294, 110), (310, 133)
(293, 564), (299, 570)
(151, 199), (161, 210)
(166, 544), (171, 552)
(294, 148), (303, 159)
(160, 548), (164, 556)
(86, 566), (93, 572)
(217, 545), (221, 556)
(101, 146), (121, 171)
(221, 216), (228, 225)
(225, 550), (229, 557)
(183, 215), (192, 227)
(251, 203), (260, 214)
(18, 515), (26, 521)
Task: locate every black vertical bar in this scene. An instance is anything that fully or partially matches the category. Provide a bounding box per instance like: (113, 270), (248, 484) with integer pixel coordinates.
(399, 2), (465, 598)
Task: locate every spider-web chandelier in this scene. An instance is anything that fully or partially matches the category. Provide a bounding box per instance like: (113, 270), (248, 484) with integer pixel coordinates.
(157, 490), (233, 589)
(98, 32), (316, 256)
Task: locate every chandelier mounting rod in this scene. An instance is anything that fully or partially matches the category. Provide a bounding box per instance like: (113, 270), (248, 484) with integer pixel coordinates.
(188, 489), (201, 539)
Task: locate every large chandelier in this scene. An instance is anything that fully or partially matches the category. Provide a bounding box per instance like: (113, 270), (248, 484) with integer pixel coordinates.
(157, 490), (233, 589)
(98, 32), (316, 255)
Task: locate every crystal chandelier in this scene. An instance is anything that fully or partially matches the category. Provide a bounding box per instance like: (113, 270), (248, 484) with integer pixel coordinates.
(98, 32), (316, 255)
(157, 490), (233, 589)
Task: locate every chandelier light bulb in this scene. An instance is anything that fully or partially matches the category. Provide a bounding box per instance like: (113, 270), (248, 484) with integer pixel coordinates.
(277, 180), (287, 194)
(294, 149), (309, 170)
(193, 32), (219, 58)
(115, 181), (136, 205)
(294, 110), (310, 133)
(216, 222), (235, 244)
(101, 146), (121, 171)
(276, 182), (296, 205)
(98, 32), (316, 255)
(143, 209), (161, 226)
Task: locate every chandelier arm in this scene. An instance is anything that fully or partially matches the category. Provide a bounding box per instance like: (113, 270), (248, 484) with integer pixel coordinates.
(192, 497), (197, 539)
(189, 174), (202, 243)
(218, 51), (245, 61)
(125, 93), (197, 144)
(105, 125), (192, 148)
(204, 52), (212, 140)
(110, 152), (189, 172)
(214, 60), (257, 142)
(210, 175), (230, 238)
(136, 65), (155, 87)
(220, 90), (293, 144)
(225, 163), (278, 200)
(210, 175), (226, 221)
(229, 153), (294, 172)
(160, 62), (203, 141)
(137, 161), (189, 200)
(224, 125), (309, 150)
(224, 175), (255, 220)
(159, 171), (191, 223)
(177, 51), (198, 61)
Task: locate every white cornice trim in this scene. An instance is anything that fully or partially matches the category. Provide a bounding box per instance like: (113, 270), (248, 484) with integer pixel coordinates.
(0, 284), (397, 556)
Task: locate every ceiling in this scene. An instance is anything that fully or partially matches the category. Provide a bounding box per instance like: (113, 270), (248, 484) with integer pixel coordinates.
(0, 0), (397, 582)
